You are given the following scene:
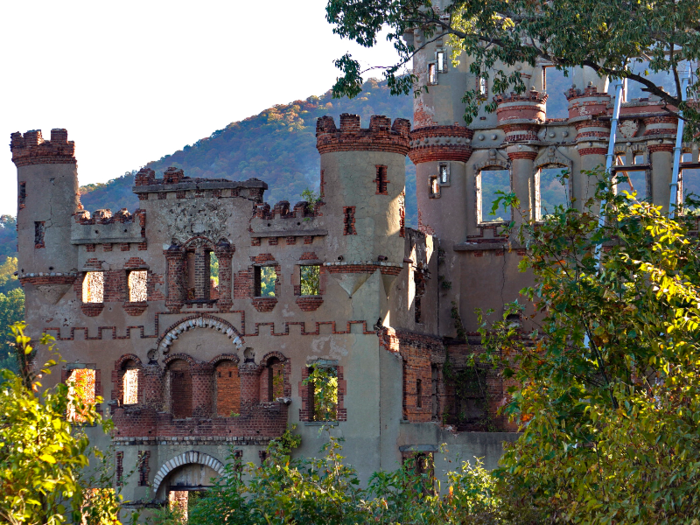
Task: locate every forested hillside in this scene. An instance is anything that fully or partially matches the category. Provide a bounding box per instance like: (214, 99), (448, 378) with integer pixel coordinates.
(79, 79), (415, 221)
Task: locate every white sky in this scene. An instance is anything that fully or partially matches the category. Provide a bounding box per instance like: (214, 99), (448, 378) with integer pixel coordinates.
(0, 0), (400, 216)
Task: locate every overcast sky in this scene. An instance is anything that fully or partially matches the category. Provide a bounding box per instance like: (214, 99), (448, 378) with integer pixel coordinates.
(0, 0), (399, 216)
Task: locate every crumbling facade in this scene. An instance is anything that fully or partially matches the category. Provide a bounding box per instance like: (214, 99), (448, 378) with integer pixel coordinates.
(11, 33), (697, 507)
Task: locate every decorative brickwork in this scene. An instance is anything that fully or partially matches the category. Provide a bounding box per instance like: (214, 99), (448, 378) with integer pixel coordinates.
(316, 114), (411, 156)
(10, 129), (76, 167)
(408, 126), (474, 165)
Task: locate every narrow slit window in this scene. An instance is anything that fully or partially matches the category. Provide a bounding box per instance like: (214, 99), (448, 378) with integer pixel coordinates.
(429, 176), (440, 198)
(210, 251), (219, 299)
(375, 165), (388, 194)
(215, 360), (240, 417)
(431, 364), (439, 420)
(478, 76), (487, 96)
(138, 451), (149, 486)
(428, 63), (437, 85)
(34, 221), (45, 248)
(267, 357), (285, 402)
(67, 368), (96, 423)
(300, 265), (320, 296)
(254, 266), (276, 297)
(479, 169), (511, 223)
(82, 272), (104, 303)
(128, 270), (147, 302)
(19, 182), (26, 208)
(122, 368), (139, 405)
(416, 379), (423, 408)
(439, 164), (449, 184)
(343, 206), (356, 235)
(436, 50), (445, 72)
(538, 167), (568, 219)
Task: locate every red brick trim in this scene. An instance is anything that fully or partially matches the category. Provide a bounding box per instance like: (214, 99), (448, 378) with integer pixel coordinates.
(10, 129), (76, 167)
(296, 296), (323, 311)
(325, 263), (402, 276)
(316, 115), (410, 156)
(507, 151), (538, 161)
(648, 144), (675, 153)
(578, 147), (608, 156)
(124, 302), (148, 316)
(81, 303), (104, 317)
(252, 297), (278, 312)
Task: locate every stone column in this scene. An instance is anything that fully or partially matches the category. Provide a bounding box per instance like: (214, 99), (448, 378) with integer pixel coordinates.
(644, 116), (678, 213)
(214, 241), (234, 312)
(506, 146), (538, 225)
(164, 245), (185, 313)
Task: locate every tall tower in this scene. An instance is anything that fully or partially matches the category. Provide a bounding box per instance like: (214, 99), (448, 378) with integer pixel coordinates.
(316, 114), (410, 303)
(11, 129), (80, 284)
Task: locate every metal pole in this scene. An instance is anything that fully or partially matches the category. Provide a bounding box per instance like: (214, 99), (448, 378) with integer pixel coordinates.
(669, 65), (690, 219)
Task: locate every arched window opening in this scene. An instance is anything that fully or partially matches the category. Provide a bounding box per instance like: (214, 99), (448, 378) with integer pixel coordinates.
(168, 359), (192, 419)
(121, 359), (139, 405)
(215, 360), (240, 417)
(185, 244), (216, 303)
(267, 357), (285, 402)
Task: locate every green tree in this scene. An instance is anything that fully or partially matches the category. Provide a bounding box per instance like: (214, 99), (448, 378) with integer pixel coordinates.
(326, 0), (700, 126)
(0, 323), (122, 525)
(0, 288), (25, 375)
(474, 174), (700, 523)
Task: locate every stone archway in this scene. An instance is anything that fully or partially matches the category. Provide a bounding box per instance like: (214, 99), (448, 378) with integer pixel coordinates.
(156, 315), (245, 357)
(153, 451), (225, 497)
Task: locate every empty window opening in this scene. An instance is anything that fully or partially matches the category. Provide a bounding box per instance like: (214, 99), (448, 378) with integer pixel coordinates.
(215, 360), (240, 417)
(445, 366), (489, 431)
(19, 182), (26, 208)
(67, 368), (96, 423)
(232, 450), (244, 474)
(128, 270), (147, 302)
(627, 60), (676, 99)
(436, 50), (446, 72)
(254, 266), (277, 297)
(414, 270), (425, 324)
(416, 379), (423, 408)
(122, 365), (139, 405)
(34, 221), (45, 248)
(634, 154), (645, 165)
(479, 169), (510, 223)
(439, 164), (449, 184)
(210, 251), (219, 299)
(168, 360), (192, 419)
(375, 165), (388, 194)
(300, 265), (320, 296)
(428, 63), (437, 85)
(82, 272), (104, 303)
(267, 357), (285, 402)
(615, 167), (647, 199)
(137, 451), (149, 486)
(478, 76), (488, 97)
(681, 152), (700, 211)
(429, 176), (440, 198)
(186, 247), (215, 301)
(538, 167), (569, 219)
(116, 452), (124, 486)
(431, 364), (439, 420)
(168, 491), (190, 522)
(343, 206), (356, 235)
(543, 66), (569, 119)
(306, 365), (338, 422)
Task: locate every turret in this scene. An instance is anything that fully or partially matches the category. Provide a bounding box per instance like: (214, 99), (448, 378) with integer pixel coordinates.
(316, 114), (410, 297)
(11, 129), (80, 278)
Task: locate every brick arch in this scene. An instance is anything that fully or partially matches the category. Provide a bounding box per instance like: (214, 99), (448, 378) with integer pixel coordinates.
(163, 353), (198, 368)
(152, 451), (225, 494)
(182, 235), (217, 250)
(210, 353), (240, 366)
(114, 354), (142, 370)
(260, 351), (292, 401)
(157, 315), (245, 356)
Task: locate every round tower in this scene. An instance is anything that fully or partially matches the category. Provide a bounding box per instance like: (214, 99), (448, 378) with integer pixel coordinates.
(316, 114), (410, 297)
(11, 129), (80, 278)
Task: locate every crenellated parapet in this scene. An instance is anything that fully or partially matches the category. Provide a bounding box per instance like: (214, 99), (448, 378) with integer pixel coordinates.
(250, 200), (328, 246)
(133, 167), (268, 202)
(10, 128), (76, 167)
(72, 208), (146, 246)
(316, 114), (411, 155)
(408, 125), (473, 164)
(253, 200), (322, 220)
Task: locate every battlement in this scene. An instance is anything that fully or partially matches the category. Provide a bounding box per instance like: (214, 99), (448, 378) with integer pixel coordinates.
(72, 208), (146, 246)
(133, 167), (268, 202)
(316, 114), (411, 155)
(10, 128), (76, 167)
(253, 200), (322, 220)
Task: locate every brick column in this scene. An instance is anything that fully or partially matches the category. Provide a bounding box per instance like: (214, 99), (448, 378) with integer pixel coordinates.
(238, 363), (261, 408)
(214, 241), (234, 312)
(190, 362), (214, 417)
(141, 363), (164, 411)
(164, 245), (185, 313)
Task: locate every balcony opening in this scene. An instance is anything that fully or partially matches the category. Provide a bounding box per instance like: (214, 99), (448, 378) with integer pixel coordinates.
(67, 368), (96, 423)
